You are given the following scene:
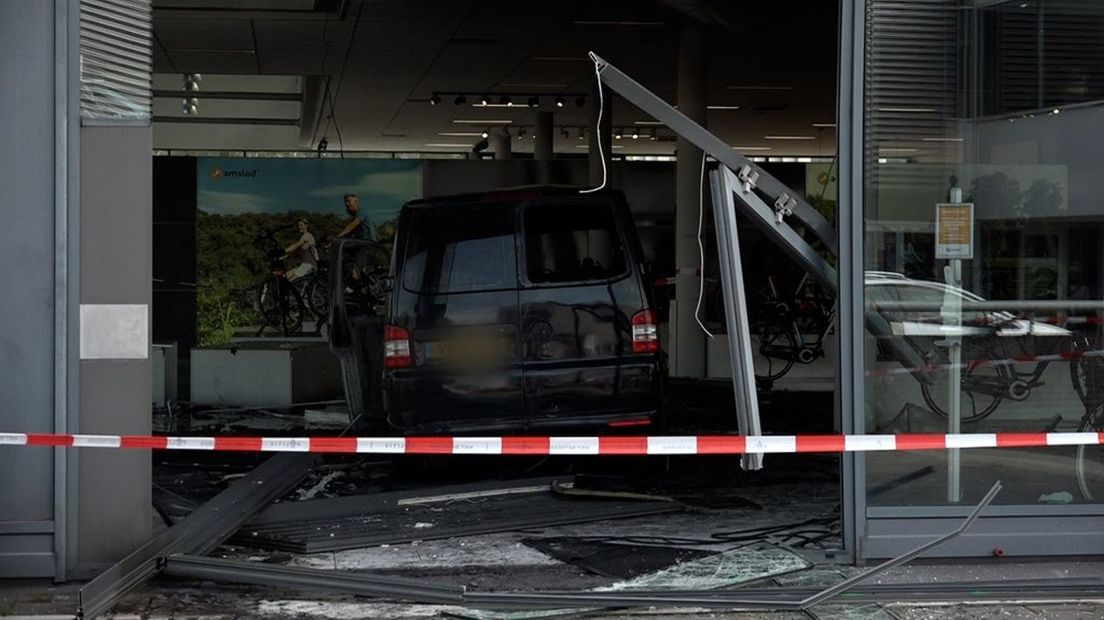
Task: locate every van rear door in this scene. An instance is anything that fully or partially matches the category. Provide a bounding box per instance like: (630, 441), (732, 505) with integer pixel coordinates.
(389, 202), (524, 429)
(518, 197), (655, 425)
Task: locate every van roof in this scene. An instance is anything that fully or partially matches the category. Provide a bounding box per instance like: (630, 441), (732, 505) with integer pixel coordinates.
(406, 185), (624, 208)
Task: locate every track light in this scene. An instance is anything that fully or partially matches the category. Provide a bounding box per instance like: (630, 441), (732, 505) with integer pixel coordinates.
(317, 137), (328, 152)
(480, 95), (489, 106)
(527, 96), (539, 108)
(632, 129), (640, 139)
(454, 95), (467, 106)
(518, 128), (527, 140)
(578, 128), (585, 141)
(481, 130), (489, 139)
(500, 95), (512, 106)
(614, 129), (623, 139)
(555, 97), (565, 108)
(182, 97), (198, 115)
(430, 94), (441, 106)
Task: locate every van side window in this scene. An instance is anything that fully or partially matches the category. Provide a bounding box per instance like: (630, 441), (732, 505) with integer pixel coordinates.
(402, 205), (517, 293)
(524, 203), (627, 284)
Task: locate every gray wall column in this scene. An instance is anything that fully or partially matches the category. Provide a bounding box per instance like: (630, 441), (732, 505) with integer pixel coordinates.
(493, 130), (512, 159)
(0, 0), (66, 579)
(534, 111), (554, 161)
(589, 78), (613, 186)
(672, 24), (708, 378)
(76, 126), (152, 577)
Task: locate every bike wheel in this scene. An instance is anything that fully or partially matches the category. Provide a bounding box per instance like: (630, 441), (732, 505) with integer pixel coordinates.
(257, 279), (305, 335)
(919, 342), (1007, 424)
(1075, 405), (1104, 501)
(305, 276), (330, 322)
(750, 319), (798, 382)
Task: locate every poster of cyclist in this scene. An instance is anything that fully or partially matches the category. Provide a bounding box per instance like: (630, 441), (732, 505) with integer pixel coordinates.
(195, 157), (422, 343)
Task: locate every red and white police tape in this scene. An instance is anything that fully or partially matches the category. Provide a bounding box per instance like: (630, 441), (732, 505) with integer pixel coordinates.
(1, 431), (1101, 455)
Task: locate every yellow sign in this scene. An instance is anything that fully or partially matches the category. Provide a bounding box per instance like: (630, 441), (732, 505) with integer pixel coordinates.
(935, 203), (974, 259)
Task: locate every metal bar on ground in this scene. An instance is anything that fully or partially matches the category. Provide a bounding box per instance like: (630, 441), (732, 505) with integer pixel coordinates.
(245, 476), (574, 526)
(77, 452), (315, 619)
(162, 555), (465, 604)
(235, 498), (680, 554)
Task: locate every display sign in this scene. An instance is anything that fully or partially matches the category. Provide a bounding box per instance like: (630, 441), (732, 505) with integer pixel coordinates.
(935, 203), (974, 260)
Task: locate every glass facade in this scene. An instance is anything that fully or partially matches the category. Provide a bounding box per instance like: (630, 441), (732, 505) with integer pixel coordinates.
(863, 1), (1104, 507)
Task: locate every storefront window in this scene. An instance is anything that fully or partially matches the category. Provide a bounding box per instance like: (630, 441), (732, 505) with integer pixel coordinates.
(863, 0), (1104, 506)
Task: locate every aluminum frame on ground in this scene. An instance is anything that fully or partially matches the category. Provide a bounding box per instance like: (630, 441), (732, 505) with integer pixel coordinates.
(77, 452), (315, 619)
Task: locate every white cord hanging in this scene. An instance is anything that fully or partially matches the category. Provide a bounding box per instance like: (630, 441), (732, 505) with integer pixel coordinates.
(580, 52), (607, 194)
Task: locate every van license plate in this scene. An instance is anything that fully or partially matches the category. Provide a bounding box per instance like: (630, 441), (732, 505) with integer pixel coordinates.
(428, 337), (510, 362)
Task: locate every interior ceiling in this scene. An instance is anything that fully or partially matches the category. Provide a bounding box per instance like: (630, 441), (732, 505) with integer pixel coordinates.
(152, 0), (839, 156)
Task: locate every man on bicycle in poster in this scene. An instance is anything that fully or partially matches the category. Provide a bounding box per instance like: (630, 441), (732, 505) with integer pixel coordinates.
(336, 193), (372, 241)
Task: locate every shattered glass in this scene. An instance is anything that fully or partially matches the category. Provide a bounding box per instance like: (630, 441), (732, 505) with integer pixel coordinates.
(808, 603), (897, 620)
(599, 544), (811, 591)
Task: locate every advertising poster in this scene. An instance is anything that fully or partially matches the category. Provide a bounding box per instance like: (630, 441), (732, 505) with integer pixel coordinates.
(195, 158), (422, 344)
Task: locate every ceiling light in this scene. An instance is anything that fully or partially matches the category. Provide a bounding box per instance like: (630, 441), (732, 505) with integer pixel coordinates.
(453, 119), (513, 124)
(879, 147), (919, 153)
(555, 97), (565, 108)
(921, 137), (964, 142)
(429, 94), (441, 106)
(518, 128), (527, 139)
(424, 143), (471, 148)
(454, 95), (467, 106)
(438, 132), (483, 137)
(732, 146), (771, 151)
(707, 105), (740, 110)
(634, 120), (663, 125)
(499, 95), (512, 106)
(481, 130), (489, 139)
(631, 129), (640, 139)
(877, 107), (936, 113)
(763, 135), (815, 140)
(578, 128), (585, 141)
(527, 96), (539, 107)
(575, 96), (586, 108)
(480, 95), (489, 106)
(812, 123), (836, 128)
(614, 129), (623, 139)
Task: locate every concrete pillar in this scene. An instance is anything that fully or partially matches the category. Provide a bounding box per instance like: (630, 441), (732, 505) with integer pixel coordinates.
(672, 24), (708, 378)
(534, 111), (554, 160)
(494, 130), (512, 159)
(589, 78), (613, 186)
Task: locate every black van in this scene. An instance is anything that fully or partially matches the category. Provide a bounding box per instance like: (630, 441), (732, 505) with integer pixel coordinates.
(380, 187), (664, 433)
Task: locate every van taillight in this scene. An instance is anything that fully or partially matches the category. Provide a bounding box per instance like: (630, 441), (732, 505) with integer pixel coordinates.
(384, 325), (413, 368)
(631, 309), (658, 353)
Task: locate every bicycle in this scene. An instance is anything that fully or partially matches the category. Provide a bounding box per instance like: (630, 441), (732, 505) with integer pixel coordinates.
(734, 275), (835, 384)
(252, 229), (306, 336)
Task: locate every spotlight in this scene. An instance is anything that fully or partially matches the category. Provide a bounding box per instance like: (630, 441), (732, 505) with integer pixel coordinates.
(632, 129), (640, 139)
(575, 96), (586, 108)
(318, 137), (329, 152)
(649, 128), (657, 141)
(578, 128), (585, 141)
(500, 95), (512, 106)
(527, 96), (539, 108)
(481, 130), (489, 139)
(430, 94), (441, 106)
(518, 128), (527, 140)
(454, 94), (467, 106)
(184, 73), (201, 92)
(480, 95), (489, 106)
(614, 129), (623, 139)
(555, 97), (565, 108)
(473, 138), (489, 154)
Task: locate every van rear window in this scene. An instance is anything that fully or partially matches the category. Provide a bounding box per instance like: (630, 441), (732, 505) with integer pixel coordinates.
(524, 203), (627, 284)
(402, 205), (517, 294)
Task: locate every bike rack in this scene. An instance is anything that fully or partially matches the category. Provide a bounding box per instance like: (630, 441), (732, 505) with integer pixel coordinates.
(592, 53), (929, 469)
